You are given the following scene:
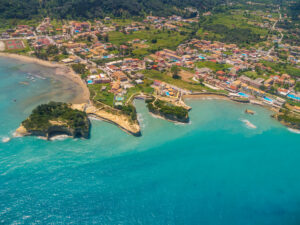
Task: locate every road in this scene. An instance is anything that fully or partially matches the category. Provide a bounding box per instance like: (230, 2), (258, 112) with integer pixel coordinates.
(267, 7), (283, 56)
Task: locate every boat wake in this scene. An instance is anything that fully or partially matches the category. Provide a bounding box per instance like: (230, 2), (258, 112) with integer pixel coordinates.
(241, 119), (257, 129)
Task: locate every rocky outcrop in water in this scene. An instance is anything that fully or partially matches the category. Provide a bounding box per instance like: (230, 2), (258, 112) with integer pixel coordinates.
(16, 102), (90, 140)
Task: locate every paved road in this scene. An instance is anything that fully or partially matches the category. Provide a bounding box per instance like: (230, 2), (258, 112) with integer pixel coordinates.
(267, 8), (283, 56)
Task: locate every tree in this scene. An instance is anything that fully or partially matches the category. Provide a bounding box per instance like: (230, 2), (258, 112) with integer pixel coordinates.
(71, 63), (87, 75)
(171, 65), (180, 76)
(60, 46), (68, 55)
(46, 45), (59, 55)
(104, 35), (109, 42)
(96, 33), (103, 41)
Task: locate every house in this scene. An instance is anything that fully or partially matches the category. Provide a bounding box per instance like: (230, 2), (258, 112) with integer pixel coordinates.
(156, 49), (182, 61)
(239, 75), (263, 88)
(112, 71), (128, 82)
(33, 37), (52, 49)
(277, 88), (289, 96)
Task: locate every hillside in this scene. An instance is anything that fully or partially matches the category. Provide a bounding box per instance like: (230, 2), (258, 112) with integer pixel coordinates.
(0, 0), (223, 20)
(290, 1), (300, 21)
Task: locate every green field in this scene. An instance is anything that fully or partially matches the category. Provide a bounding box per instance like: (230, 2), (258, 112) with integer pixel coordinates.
(141, 69), (226, 93)
(108, 29), (187, 54)
(124, 79), (154, 103)
(88, 83), (114, 107)
(197, 11), (269, 46)
(195, 61), (232, 71)
(261, 61), (300, 78)
(0, 18), (39, 33)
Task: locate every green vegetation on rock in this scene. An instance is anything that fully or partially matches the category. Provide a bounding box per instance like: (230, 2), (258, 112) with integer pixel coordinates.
(146, 97), (189, 122)
(22, 102), (90, 139)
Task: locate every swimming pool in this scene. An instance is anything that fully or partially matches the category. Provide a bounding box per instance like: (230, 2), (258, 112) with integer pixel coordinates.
(238, 92), (249, 98)
(87, 80), (93, 84)
(287, 94), (300, 101)
(263, 96), (273, 102)
(115, 96), (124, 101)
(165, 91), (170, 96)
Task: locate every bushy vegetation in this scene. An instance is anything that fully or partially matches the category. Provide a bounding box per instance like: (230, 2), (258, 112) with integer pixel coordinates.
(34, 45), (68, 61)
(0, 0), (220, 20)
(277, 111), (300, 129)
(197, 12), (268, 46)
(261, 61), (300, 78)
(71, 63), (89, 79)
(195, 61), (232, 72)
(290, 1), (300, 21)
(115, 104), (137, 121)
(146, 98), (188, 120)
(22, 102), (90, 134)
(108, 29), (188, 54)
(88, 83), (115, 107)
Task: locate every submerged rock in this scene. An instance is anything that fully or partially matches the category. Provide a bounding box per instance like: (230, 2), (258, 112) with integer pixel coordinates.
(245, 109), (255, 115)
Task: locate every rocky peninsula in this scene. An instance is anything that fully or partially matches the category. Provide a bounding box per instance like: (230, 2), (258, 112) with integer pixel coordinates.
(15, 102), (90, 140)
(146, 97), (190, 123)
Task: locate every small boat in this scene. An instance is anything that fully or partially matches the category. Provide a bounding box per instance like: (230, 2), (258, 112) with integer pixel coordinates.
(245, 109), (255, 115)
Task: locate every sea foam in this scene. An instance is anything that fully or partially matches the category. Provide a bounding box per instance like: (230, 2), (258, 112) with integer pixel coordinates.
(241, 119), (257, 129)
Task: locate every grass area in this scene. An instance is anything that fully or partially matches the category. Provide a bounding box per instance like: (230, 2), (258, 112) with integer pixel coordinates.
(88, 83), (114, 107)
(241, 70), (266, 80)
(195, 61), (232, 71)
(108, 29), (187, 53)
(125, 79), (154, 103)
(0, 18), (40, 32)
(110, 19), (134, 26)
(142, 69), (219, 92)
(261, 60), (300, 78)
(197, 11), (269, 46)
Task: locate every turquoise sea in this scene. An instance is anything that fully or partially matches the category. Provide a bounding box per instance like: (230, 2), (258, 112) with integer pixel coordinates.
(0, 57), (300, 225)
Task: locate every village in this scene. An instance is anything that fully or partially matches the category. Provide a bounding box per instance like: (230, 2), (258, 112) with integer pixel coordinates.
(0, 11), (300, 118)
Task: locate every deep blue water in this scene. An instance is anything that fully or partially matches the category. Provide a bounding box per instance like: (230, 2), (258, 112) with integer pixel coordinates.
(1, 57), (300, 225)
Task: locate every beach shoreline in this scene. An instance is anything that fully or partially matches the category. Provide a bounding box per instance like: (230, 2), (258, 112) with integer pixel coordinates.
(183, 93), (230, 100)
(0, 52), (90, 104)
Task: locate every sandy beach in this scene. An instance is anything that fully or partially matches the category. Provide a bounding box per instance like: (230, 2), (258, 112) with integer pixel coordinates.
(0, 52), (90, 103)
(183, 93), (230, 100)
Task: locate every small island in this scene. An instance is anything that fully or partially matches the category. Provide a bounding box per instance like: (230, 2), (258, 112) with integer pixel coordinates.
(245, 109), (255, 115)
(146, 97), (190, 123)
(16, 102), (90, 140)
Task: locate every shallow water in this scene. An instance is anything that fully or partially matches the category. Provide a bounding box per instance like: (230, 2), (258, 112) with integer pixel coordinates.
(1, 58), (300, 225)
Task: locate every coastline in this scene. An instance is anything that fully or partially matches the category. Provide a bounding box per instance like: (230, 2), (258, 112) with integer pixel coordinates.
(84, 104), (141, 137)
(0, 52), (90, 104)
(183, 93), (230, 100)
(1, 53), (297, 137)
(0, 50), (141, 138)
